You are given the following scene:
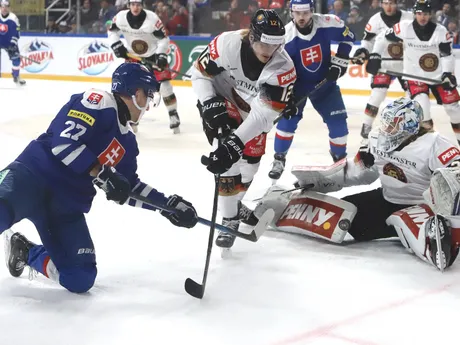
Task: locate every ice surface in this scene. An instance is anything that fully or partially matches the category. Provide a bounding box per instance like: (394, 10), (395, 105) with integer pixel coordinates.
(0, 79), (459, 345)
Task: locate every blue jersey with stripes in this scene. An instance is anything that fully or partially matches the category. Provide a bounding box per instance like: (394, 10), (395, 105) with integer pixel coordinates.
(0, 12), (20, 48)
(15, 89), (167, 213)
(284, 14), (355, 91)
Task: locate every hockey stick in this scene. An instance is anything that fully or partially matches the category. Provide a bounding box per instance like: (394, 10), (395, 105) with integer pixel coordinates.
(20, 55), (41, 64)
(379, 69), (442, 84)
(128, 192), (268, 242)
(184, 152), (221, 299)
(126, 53), (191, 78)
(273, 78), (328, 125)
(350, 56), (402, 64)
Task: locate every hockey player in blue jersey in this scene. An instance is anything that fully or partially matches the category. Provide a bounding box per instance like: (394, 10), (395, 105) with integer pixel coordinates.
(0, 62), (198, 293)
(268, 0), (355, 180)
(0, 1), (25, 85)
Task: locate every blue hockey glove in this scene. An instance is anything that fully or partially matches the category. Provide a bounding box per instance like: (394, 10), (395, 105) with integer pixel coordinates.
(326, 54), (349, 81)
(161, 195), (198, 228)
(93, 165), (131, 204)
(202, 134), (244, 174)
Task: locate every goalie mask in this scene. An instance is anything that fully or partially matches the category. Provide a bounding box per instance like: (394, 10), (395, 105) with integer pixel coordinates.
(377, 98), (423, 152)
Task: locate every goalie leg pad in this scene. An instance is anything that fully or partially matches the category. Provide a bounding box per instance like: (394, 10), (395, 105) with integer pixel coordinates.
(273, 190), (357, 243)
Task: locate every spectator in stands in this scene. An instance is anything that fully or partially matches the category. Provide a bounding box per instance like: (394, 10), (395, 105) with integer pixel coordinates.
(278, 0), (291, 25)
(98, 0), (116, 25)
(115, 0), (129, 11)
(58, 20), (72, 34)
(166, 0), (189, 35)
(329, 0), (348, 21)
(240, 0), (258, 29)
(45, 17), (59, 33)
(346, 5), (365, 39)
(436, 3), (452, 28)
(80, 0), (99, 33)
(448, 21), (459, 44)
(225, 0), (244, 31)
(367, 0), (381, 17)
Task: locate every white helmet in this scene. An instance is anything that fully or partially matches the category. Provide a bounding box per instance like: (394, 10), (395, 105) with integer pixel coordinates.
(377, 97), (424, 152)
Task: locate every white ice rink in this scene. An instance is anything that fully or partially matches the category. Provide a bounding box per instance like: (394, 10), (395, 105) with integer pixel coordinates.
(1, 79), (460, 345)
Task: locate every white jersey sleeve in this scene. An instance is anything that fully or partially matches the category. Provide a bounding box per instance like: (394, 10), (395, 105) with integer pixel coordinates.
(361, 13), (383, 52)
(107, 12), (122, 45)
(190, 32), (229, 103)
(429, 134), (460, 171)
(372, 19), (407, 56)
(234, 51), (296, 143)
(439, 26), (455, 74)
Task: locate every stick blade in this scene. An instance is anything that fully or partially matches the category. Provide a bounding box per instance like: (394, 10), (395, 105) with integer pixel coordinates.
(184, 278), (205, 299)
(251, 209), (275, 241)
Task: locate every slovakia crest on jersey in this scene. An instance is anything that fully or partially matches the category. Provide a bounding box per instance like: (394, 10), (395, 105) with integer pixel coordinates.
(0, 23), (8, 34)
(300, 44), (322, 72)
(87, 92), (103, 105)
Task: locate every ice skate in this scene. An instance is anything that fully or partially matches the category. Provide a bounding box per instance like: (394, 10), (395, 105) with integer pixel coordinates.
(13, 77), (26, 86)
(169, 110), (180, 134)
(426, 215), (454, 271)
(238, 202), (258, 226)
(4, 231), (36, 278)
(268, 153), (286, 180)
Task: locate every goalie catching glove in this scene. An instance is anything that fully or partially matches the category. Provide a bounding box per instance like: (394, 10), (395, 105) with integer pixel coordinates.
(160, 195), (198, 228)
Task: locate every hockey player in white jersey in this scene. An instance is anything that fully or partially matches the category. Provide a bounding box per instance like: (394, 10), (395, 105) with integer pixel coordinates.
(191, 9), (297, 249)
(108, 0), (181, 133)
(256, 98), (460, 271)
(367, 0), (460, 144)
(353, 0), (412, 141)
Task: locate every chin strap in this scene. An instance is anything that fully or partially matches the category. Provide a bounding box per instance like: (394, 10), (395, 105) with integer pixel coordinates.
(130, 95), (153, 125)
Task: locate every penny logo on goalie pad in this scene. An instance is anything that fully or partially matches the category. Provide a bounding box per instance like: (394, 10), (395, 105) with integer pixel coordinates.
(276, 197), (344, 239)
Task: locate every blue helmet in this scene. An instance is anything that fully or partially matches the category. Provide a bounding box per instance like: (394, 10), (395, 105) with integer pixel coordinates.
(111, 62), (159, 99)
(290, 0), (314, 12)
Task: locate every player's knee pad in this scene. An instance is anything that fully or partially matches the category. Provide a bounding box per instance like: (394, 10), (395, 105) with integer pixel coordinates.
(367, 88), (387, 108)
(159, 81), (174, 98)
(326, 116), (349, 139)
(240, 160), (260, 186)
(413, 93), (431, 121)
(444, 102), (460, 123)
(270, 190), (357, 243)
(218, 174), (244, 218)
(59, 265), (97, 293)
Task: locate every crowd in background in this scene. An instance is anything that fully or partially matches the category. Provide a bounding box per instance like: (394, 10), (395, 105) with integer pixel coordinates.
(33, 0), (459, 43)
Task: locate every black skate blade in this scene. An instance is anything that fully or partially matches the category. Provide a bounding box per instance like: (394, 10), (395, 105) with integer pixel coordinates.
(184, 278), (204, 299)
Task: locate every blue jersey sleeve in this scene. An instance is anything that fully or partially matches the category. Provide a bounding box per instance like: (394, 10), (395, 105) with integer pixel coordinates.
(322, 15), (355, 57)
(47, 93), (108, 175)
(126, 180), (169, 211)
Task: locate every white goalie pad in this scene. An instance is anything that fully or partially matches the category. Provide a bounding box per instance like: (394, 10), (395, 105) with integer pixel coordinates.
(291, 159), (347, 193)
(386, 204), (460, 269)
(423, 167), (460, 216)
(254, 185), (357, 243)
(291, 157), (379, 193)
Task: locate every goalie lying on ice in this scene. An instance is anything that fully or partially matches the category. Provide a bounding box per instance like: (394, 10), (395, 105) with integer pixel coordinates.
(255, 97), (460, 271)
